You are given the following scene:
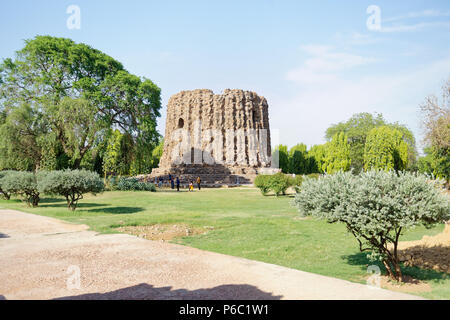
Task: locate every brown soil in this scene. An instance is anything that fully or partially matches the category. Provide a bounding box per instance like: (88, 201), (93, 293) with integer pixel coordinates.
(395, 223), (450, 274)
(380, 275), (431, 294)
(116, 224), (211, 241)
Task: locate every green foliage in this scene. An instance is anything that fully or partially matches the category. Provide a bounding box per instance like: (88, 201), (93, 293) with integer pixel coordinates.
(288, 144), (308, 174)
(273, 145), (289, 173)
(1, 171), (40, 207)
(364, 126), (408, 171)
(254, 173), (295, 196)
(323, 132), (351, 174)
(115, 177), (156, 192)
(103, 130), (134, 177)
(307, 144), (326, 174)
(254, 174), (272, 195)
(0, 170), (15, 200)
(294, 170), (450, 281)
(326, 113), (417, 172)
(0, 36), (161, 174)
(38, 169), (104, 211)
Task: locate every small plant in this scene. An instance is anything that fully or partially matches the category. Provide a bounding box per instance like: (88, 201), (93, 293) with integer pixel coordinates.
(116, 177), (156, 191)
(39, 169), (104, 211)
(254, 175), (272, 195)
(294, 170), (450, 282)
(269, 172), (293, 196)
(1, 171), (40, 207)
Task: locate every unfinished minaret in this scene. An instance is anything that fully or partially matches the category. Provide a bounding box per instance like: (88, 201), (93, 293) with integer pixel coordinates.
(150, 89), (278, 185)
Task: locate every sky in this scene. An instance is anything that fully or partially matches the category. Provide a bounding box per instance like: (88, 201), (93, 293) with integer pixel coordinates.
(1, 0), (449, 152)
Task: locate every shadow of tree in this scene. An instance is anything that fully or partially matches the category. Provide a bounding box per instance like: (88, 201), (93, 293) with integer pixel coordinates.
(86, 207), (144, 214)
(343, 252), (448, 282)
(39, 202), (107, 208)
(53, 283), (283, 300)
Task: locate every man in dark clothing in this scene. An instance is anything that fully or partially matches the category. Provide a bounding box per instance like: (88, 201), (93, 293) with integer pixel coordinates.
(176, 177), (180, 192)
(170, 177), (174, 189)
(196, 176), (201, 190)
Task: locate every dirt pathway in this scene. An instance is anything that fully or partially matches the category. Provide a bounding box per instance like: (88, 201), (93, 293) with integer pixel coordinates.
(0, 209), (422, 300)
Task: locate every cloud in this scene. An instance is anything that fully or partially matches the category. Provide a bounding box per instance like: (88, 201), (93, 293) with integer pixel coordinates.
(383, 9), (450, 23)
(269, 45), (450, 150)
(379, 21), (450, 33)
(286, 45), (377, 85)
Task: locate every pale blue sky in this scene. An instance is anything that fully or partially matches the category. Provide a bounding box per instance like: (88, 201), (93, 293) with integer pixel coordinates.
(1, 0), (449, 151)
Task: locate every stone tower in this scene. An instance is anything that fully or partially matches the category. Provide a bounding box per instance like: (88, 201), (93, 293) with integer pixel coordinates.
(150, 89), (278, 185)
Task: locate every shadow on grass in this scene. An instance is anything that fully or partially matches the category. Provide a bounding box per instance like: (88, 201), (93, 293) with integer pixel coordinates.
(343, 252), (448, 282)
(86, 207), (144, 214)
(39, 202), (107, 209)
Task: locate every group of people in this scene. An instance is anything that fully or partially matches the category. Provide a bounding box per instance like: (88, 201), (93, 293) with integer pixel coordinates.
(155, 175), (201, 192)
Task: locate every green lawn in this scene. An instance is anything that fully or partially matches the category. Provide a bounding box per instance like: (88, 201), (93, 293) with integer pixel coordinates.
(0, 187), (448, 299)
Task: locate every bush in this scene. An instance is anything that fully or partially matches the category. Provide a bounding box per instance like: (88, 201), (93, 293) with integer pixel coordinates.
(39, 169), (104, 211)
(294, 170), (450, 281)
(1, 171), (40, 207)
(0, 170), (15, 200)
(269, 173), (293, 196)
(254, 175), (272, 195)
(116, 177), (156, 192)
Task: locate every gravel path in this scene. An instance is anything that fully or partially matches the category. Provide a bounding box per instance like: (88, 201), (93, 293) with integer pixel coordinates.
(0, 209), (422, 300)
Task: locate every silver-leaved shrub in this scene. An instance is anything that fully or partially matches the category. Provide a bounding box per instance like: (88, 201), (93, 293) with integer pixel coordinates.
(294, 170), (450, 281)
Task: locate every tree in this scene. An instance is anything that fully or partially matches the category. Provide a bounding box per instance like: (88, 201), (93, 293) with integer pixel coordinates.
(273, 145), (289, 173)
(420, 78), (450, 185)
(39, 169), (104, 211)
(326, 113), (417, 172)
(323, 132), (351, 174)
(102, 130), (134, 177)
(288, 144), (308, 174)
(294, 170), (450, 281)
(1, 171), (40, 207)
(364, 126), (408, 171)
(307, 144), (327, 174)
(0, 36), (161, 173)
(0, 170), (14, 200)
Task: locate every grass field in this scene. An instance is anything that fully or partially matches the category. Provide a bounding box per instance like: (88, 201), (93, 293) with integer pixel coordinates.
(0, 187), (448, 299)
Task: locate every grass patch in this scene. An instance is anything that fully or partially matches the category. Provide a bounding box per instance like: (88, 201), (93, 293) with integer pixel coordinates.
(0, 187), (447, 299)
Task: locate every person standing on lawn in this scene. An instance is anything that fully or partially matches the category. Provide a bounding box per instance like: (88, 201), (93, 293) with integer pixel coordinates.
(176, 177), (180, 192)
(196, 176), (201, 190)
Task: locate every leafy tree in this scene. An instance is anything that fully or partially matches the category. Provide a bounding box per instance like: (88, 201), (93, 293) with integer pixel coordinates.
(420, 78), (450, 185)
(288, 144), (308, 174)
(103, 130), (134, 177)
(326, 113), (417, 172)
(323, 132), (351, 174)
(307, 144), (327, 174)
(0, 170), (15, 200)
(38, 169), (104, 211)
(273, 145), (289, 173)
(0, 36), (161, 173)
(364, 126), (408, 171)
(294, 170), (450, 281)
(1, 171), (40, 207)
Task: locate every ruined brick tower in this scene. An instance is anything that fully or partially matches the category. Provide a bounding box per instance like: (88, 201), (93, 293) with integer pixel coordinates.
(150, 89), (278, 185)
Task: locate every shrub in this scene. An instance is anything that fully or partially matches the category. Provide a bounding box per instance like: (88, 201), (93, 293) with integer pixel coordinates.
(1, 171), (40, 207)
(254, 175), (272, 195)
(294, 170), (450, 281)
(269, 172), (293, 196)
(39, 169), (104, 211)
(116, 177), (156, 192)
(0, 170), (15, 200)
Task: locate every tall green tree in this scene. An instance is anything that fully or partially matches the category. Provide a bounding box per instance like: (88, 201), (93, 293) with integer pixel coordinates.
(0, 36), (161, 172)
(364, 126), (408, 171)
(288, 143), (308, 174)
(273, 145), (289, 173)
(326, 113), (417, 172)
(323, 132), (351, 174)
(307, 144), (327, 174)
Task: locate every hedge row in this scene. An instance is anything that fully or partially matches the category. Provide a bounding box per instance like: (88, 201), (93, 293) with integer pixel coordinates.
(254, 172), (319, 196)
(0, 169), (104, 210)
